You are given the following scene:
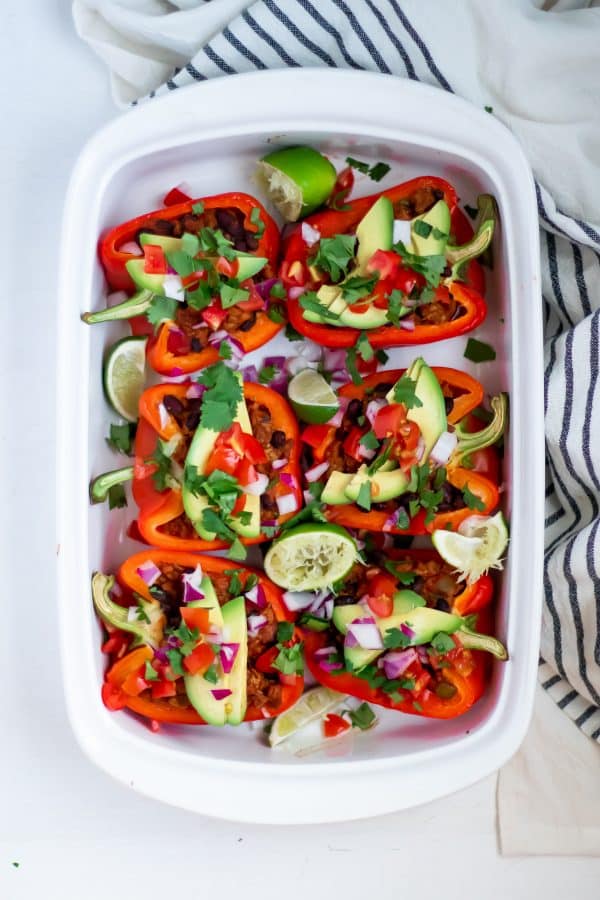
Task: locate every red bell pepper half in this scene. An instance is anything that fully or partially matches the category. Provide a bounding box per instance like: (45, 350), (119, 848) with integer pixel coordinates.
(94, 551), (303, 725)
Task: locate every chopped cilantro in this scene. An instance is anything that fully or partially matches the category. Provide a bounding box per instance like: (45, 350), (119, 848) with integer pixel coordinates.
(383, 627), (411, 649)
(280, 501), (327, 532)
(198, 227), (235, 259)
(224, 568), (244, 596)
(277, 621), (294, 642)
(392, 374), (423, 409)
(147, 439), (174, 491)
(267, 305), (285, 324)
(192, 201), (205, 214)
(348, 702), (377, 730)
(356, 331), (374, 362)
(412, 700), (423, 712)
(270, 281), (286, 299)
(408, 498), (421, 519)
(359, 430), (379, 451)
(464, 337), (496, 363)
(144, 660), (159, 681)
(345, 346), (361, 385)
(227, 537), (247, 561)
(433, 465), (447, 491)
(181, 232), (200, 256)
(420, 489), (444, 525)
(285, 322), (303, 341)
(413, 220), (433, 238)
(273, 641), (304, 675)
(484, 105), (493, 113)
(166, 649), (185, 676)
(396, 508), (410, 530)
(299, 290), (341, 322)
(386, 289), (411, 326)
(309, 234), (356, 282)
(345, 158), (390, 183)
(219, 341), (233, 360)
(196, 362), (242, 432)
(375, 349), (389, 365)
(146, 295), (178, 329)
(220, 283), (250, 309)
(341, 274), (378, 303)
(308, 480), (324, 501)
(462, 484), (486, 511)
(384, 562), (416, 585)
(203, 663), (219, 684)
(393, 241), (446, 288)
(345, 156), (370, 174)
(106, 422), (136, 455)
(356, 480), (372, 511)
(367, 442), (391, 475)
(431, 632), (456, 654)
(258, 364), (277, 385)
(108, 483), (127, 510)
(166, 249), (197, 277)
(250, 206), (265, 236)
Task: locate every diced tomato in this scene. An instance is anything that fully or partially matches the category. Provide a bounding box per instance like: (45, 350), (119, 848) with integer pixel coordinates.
(236, 458), (258, 488)
(255, 646), (279, 674)
(205, 444), (241, 477)
(215, 256), (239, 278)
(101, 682), (127, 711)
(373, 403), (407, 439)
(101, 630), (130, 658)
(217, 423), (268, 465)
(366, 250), (401, 281)
(180, 607), (210, 633)
(121, 672), (149, 697)
(201, 301), (228, 331)
(163, 185), (192, 206)
(343, 426), (366, 462)
(133, 459), (156, 480)
(183, 642), (215, 675)
(364, 572), (397, 618)
(301, 425), (332, 449)
(323, 713), (351, 738)
(151, 679), (178, 699)
(166, 328), (190, 355)
(240, 434), (268, 465)
(470, 447), (500, 482)
(143, 244), (167, 275)
(236, 293), (266, 312)
(232, 492), (247, 516)
(326, 166), (354, 210)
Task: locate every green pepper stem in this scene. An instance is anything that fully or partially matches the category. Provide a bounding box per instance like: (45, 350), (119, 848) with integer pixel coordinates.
(91, 572), (165, 648)
(81, 289), (153, 324)
(446, 194), (497, 280)
(451, 393), (508, 466)
(89, 466), (134, 503)
(457, 625), (508, 660)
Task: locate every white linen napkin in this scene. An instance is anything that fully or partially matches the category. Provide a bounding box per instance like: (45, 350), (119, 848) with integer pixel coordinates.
(72, 0), (600, 854)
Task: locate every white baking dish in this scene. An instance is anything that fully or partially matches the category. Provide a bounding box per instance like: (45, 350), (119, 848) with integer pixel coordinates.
(57, 69), (542, 823)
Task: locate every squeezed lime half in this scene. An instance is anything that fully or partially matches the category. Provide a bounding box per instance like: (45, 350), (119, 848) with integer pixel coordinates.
(256, 146), (337, 221)
(103, 336), (147, 422)
(264, 523), (357, 591)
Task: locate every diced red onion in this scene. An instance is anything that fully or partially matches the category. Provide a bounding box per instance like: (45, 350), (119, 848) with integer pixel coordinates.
(400, 623), (416, 640)
(276, 493), (299, 516)
(185, 383), (206, 399)
(417, 646), (430, 664)
(305, 461), (329, 483)
(416, 435), (426, 462)
(262, 518), (278, 528)
(107, 290), (129, 307)
(314, 646), (338, 659)
(136, 560), (161, 586)
(247, 614), (268, 637)
(366, 399), (386, 427)
(347, 619), (383, 650)
(325, 396), (348, 428)
(206, 628), (222, 644)
(286, 355), (319, 376)
(158, 402), (170, 431)
(282, 591), (315, 612)
(392, 219), (412, 245)
(280, 472), (298, 490)
(323, 598), (334, 620)
(245, 584), (267, 610)
(120, 241), (143, 256)
(288, 285), (307, 300)
(219, 643), (239, 674)
(163, 274), (185, 301)
(319, 659), (344, 673)
(182, 564), (204, 604)
(272, 457), (288, 471)
(301, 222), (321, 246)
(254, 278), (279, 301)
(357, 443), (376, 461)
(430, 430), (458, 466)
(208, 332), (244, 363)
(262, 356), (289, 393)
(299, 342), (323, 363)
(344, 630), (359, 649)
(211, 689), (232, 701)
(241, 365), (259, 383)
(153, 647), (169, 664)
(399, 318), (416, 331)
(243, 472), (269, 496)
(323, 347), (348, 373)
(382, 648), (418, 679)
(166, 634), (181, 648)
(309, 589), (332, 613)
(168, 367), (184, 377)
(331, 371), (352, 388)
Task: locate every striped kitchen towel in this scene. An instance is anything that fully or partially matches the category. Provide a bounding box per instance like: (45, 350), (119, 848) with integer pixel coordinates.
(73, 0), (600, 737)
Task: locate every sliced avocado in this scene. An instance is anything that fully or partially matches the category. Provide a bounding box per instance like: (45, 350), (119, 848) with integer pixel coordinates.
(337, 303), (389, 329)
(380, 606), (463, 646)
(332, 603), (364, 634)
(221, 596), (248, 725)
(235, 254), (268, 281)
(316, 284), (343, 308)
(333, 591), (425, 672)
(126, 258), (166, 293)
(386, 358), (447, 461)
(184, 576), (227, 726)
(303, 285), (346, 325)
(182, 385), (260, 540)
(138, 232), (183, 254)
(410, 200), (451, 256)
(344, 465), (410, 503)
(321, 471), (354, 505)
(355, 196), (394, 273)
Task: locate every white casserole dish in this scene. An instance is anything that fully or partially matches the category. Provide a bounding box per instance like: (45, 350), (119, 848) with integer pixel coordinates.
(57, 69), (543, 823)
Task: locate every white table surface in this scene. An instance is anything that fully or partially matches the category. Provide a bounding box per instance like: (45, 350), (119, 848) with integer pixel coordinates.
(2, 4), (599, 898)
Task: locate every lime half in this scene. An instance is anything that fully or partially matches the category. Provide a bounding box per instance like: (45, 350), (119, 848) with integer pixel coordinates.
(264, 523), (357, 591)
(269, 685), (347, 747)
(256, 146), (337, 221)
(103, 336), (147, 422)
(288, 369), (340, 424)
(432, 511), (509, 584)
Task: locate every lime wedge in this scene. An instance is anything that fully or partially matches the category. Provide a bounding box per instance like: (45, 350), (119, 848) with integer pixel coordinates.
(264, 523), (357, 591)
(432, 512), (509, 584)
(269, 685), (347, 747)
(288, 368), (340, 424)
(256, 146), (337, 221)
(103, 336), (147, 422)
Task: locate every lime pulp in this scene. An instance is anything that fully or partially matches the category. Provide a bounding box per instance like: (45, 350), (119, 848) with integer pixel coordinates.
(264, 523), (357, 591)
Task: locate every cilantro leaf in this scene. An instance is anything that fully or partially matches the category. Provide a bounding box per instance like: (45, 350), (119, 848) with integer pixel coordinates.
(393, 241), (446, 288)
(197, 362), (242, 432)
(181, 232), (200, 256)
(285, 322), (303, 341)
(219, 340), (233, 360)
(359, 430), (379, 451)
(368, 162), (390, 183)
(258, 364), (277, 385)
(299, 290), (341, 322)
(348, 702), (377, 730)
(228, 537), (247, 561)
(356, 331), (374, 362)
(146, 295), (178, 329)
(203, 663), (219, 684)
(144, 660), (159, 681)
(309, 234), (356, 283)
(106, 422), (136, 456)
(273, 642), (304, 675)
(396, 508), (410, 530)
(192, 201), (205, 214)
(250, 206), (265, 236)
(462, 484), (486, 511)
(224, 568), (244, 596)
(279, 501), (327, 532)
(383, 627), (411, 649)
(345, 156), (370, 174)
(198, 227), (235, 259)
(384, 562), (416, 585)
(269, 281), (286, 300)
(345, 346), (361, 385)
(277, 621), (294, 643)
(267, 305), (285, 324)
(392, 374), (423, 409)
(464, 338), (496, 363)
(166, 250), (197, 277)
(341, 274), (378, 303)
(413, 220), (432, 238)
(431, 632), (456, 654)
(148, 439), (174, 492)
(356, 480), (372, 511)
(386, 289), (411, 326)
(375, 349), (389, 365)
(108, 484), (127, 510)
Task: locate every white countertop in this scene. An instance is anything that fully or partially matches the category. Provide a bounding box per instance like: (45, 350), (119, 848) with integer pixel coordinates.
(3, 4), (599, 897)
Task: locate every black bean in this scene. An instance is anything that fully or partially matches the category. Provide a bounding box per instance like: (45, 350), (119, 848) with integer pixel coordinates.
(262, 494), (277, 510)
(346, 399), (363, 422)
(239, 312), (257, 332)
(270, 430), (286, 449)
(215, 209), (238, 233)
(185, 412), (200, 431)
(434, 598), (451, 612)
(163, 394), (184, 415)
(444, 397), (454, 415)
(433, 189), (444, 201)
(411, 576), (424, 595)
(245, 233), (258, 251)
(233, 238), (248, 252)
(334, 594), (358, 607)
(190, 337), (202, 352)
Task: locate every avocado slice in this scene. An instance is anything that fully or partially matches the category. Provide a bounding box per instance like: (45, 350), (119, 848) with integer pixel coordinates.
(138, 232), (183, 254)
(182, 382), (260, 540)
(344, 465), (410, 503)
(337, 304), (389, 329)
(126, 258), (167, 293)
(386, 358), (447, 461)
(355, 196), (394, 273)
(321, 471), (354, 505)
(410, 199), (451, 256)
(221, 595), (248, 725)
(183, 575), (227, 725)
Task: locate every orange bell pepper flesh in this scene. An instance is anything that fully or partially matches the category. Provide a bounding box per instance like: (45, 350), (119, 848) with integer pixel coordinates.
(104, 552), (303, 725)
(132, 382), (302, 551)
(281, 177), (488, 349)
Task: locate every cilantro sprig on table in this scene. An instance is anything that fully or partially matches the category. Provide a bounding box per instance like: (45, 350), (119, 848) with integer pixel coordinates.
(345, 157), (391, 183)
(106, 422), (136, 455)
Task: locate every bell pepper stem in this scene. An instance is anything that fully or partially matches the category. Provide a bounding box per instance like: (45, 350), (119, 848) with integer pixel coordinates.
(91, 572), (165, 648)
(81, 289), (154, 324)
(451, 393), (508, 466)
(457, 625), (508, 660)
(446, 194), (497, 280)
(89, 466), (134, 503)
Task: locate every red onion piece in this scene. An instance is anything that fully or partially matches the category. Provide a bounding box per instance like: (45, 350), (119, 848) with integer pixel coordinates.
(301, 222), (321, 246)
(120, 241), (143, 256)
(158, 402), (170, 431)
(245, 584), (267, 610)
(429, 430), (458, 466)
(219, 643), (239, 674)
(346, 618), (383, 650)
(383, 509), (400, 532)
(400, 623), (416, 640)
(288, 285), (307, 300)
(357, 443), (376, 461)
(344, 630), (358, 649)
(319, 659), (344, 673)
(326, 396), (348, 427)
(167, 367), (184, 377)
(392, 219), (412, 245)
(211, 689), (232, 701)
(305, 460), (330, 483)
(262, 518), (278, 528)
(185, 383), (206, 399)
(323, 347), (348, 373)
(366, 399), (386, 427)
(262, 356), (288, 393)
(243, 472), (269, 496)
(399, 318), (416, 331)
(382, 648), (418, 679)
(163, 274), (185, 301)
(282, 591), (315, 612)
(280, 472), (298, 490)
(181, 564), (204, 604)
(135, 560), (161, 587)
(271, 457), (288, 471)
(241, 365), (259, 383)
(254, 278), (279, 301)
(303, 489), (313, 505)
(286, 356), (319, 377)
(276, 493), (299, 516)
(247, 614), (268, 637)
(314, 645), (338, 658)
(299, 342), (323, 363)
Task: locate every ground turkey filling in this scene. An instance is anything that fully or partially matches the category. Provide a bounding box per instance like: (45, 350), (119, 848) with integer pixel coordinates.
(132, 207), (275, 354)
(157, 394), (292, 539)
(312, 381), (465, 514)
(324, 559), (463, 698)
(143, 562), (282, 711)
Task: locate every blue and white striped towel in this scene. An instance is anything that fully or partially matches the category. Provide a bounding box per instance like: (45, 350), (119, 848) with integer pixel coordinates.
(73, 0), (600, 739)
